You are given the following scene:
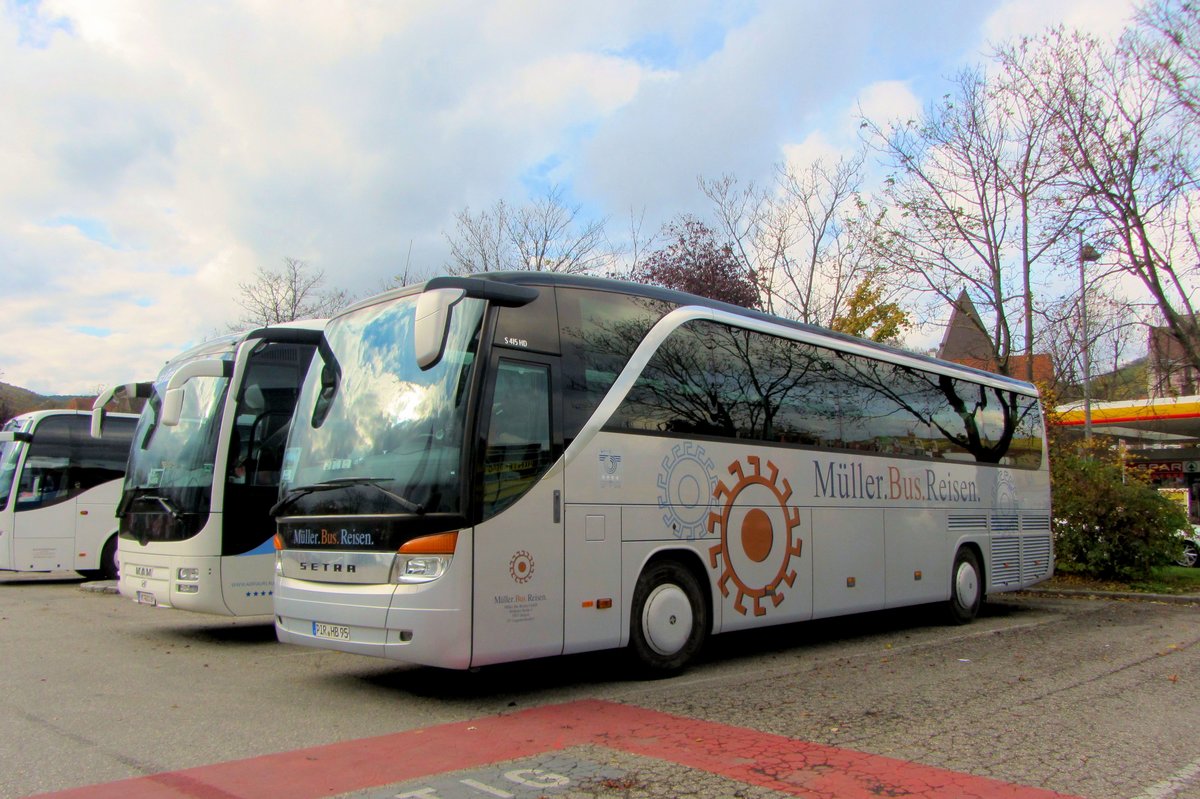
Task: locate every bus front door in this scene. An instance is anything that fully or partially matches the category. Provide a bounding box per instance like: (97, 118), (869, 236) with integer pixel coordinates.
(470, 356), (565, 667)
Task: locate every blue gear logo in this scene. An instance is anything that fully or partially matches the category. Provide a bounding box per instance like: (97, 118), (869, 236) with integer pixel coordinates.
(657, 442), (717, 539)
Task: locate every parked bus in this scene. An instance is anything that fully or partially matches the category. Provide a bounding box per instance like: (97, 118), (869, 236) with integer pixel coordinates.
(273, 274), (1051, 672)
(0, 409), (137, 579)
(92, 321), (322, 615)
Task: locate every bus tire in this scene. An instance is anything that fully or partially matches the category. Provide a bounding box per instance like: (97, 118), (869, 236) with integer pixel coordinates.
(629, 560), (708, 674)
(99, 535), (120, 581)
(947, 547), (982, 624)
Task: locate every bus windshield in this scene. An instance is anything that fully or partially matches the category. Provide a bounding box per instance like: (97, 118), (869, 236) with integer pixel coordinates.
(125, 354), (232, 515)
(0, 421), (25, 512)
(279, 294), (485, 517)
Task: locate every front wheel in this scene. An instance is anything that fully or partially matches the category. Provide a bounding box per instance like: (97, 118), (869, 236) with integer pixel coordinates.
(947, 547), (982, 624)
(629, 560), (708, 674)
(1178, 541), (1199, 568)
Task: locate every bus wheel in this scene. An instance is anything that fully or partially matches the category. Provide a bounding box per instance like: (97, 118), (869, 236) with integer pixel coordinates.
(630, 560), (708, 674)
(99, 535), (120, 581)
(947, 547), (982, 624)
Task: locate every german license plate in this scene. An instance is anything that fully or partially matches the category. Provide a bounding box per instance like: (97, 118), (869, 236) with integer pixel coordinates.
(136, 591), (157, 607)
(312, 621), (351, 641)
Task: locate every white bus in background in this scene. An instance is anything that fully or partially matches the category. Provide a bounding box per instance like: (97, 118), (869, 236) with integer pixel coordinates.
(273, 274), (1051, 673)
(92, 321), (322, 615)
(0, 409), (138, 579)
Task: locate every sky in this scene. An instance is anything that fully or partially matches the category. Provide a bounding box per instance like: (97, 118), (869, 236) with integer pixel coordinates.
(0, 0), (1141, 395)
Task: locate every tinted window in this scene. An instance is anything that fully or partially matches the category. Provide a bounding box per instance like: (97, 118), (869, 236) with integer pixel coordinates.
(607, 321), (1043, 469)
(70, 414), (135, 492)
(13, 414), (134, 511)
(558, 288), (674, 442)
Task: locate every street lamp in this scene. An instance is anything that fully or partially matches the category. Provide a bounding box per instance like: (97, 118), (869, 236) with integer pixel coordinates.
(1078, 229), (1102, 440)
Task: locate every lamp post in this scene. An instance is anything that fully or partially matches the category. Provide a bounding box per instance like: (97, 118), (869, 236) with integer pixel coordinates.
(1078, 229), (1101, 440)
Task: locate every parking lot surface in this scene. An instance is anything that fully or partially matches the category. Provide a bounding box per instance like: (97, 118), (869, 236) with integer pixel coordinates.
(2, 573), (1197, 799)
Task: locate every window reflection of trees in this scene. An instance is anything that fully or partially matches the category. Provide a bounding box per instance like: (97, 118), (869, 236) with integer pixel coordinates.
(559, 290), (675, 440)
(609, 320), (1043, 469)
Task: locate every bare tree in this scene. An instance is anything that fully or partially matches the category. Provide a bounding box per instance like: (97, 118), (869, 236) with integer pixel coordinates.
(444, 185), (610, 275)
(234, 257), (350, 329)
(700, 152), (882, 327)
(861, 66), (1073, 379)
(999, 25), (1200, 375)
(1038, 288), (1145, 398)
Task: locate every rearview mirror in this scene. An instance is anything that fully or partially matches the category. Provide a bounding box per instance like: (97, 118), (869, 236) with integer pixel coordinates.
(414, 288), (466, 370)
(161, 359), (231, 427)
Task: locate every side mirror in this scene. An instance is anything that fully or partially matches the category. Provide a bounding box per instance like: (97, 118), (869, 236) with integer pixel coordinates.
(91, 381), (152, 438)
(414, 288), (466, 370)
(161, 359), (231, 427)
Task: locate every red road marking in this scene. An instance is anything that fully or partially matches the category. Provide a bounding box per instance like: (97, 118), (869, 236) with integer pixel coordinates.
(33, 699), (1081, 799)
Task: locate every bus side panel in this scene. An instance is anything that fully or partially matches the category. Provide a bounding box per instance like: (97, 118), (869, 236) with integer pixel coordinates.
(13, 500), (77, 571)
(563, 504), (622, 655)
(73, 481), (121, 571)
(221, 552), (275, 615)
(0, 507), (11, 571)
(811, 508), (885, 620)
(884, 509), (950, 608)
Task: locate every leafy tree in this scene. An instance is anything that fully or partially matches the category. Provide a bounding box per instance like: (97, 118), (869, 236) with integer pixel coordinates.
(234, 257), (350, 329)
(1051, 445), (1187, 580)
(445, 185), (610, 275)
(829, 272), (910, 343)
(634, 216), (761, 308)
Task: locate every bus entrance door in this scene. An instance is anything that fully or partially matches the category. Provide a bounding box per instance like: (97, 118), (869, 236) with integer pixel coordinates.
(471, 356), (565, 667)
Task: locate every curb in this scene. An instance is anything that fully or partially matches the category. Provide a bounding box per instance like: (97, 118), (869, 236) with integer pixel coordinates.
(79, 580), (120, 595)
(1018, 587), (1200, 605)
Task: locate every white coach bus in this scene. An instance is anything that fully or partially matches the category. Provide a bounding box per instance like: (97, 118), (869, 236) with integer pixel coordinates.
(0, 409), (137, 579)
(92, 321), (322, 615)
(273, 274), (1051, 672)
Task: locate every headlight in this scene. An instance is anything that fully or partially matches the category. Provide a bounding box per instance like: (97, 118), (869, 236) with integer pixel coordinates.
(390, 554), (451, 584)
(390, 531), (458, 584)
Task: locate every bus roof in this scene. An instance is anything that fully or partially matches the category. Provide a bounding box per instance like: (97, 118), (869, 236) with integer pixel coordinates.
(338, 272), (1039, 395)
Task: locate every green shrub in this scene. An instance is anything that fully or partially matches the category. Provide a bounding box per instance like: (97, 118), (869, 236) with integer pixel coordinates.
(1051, 449), (1187, 581)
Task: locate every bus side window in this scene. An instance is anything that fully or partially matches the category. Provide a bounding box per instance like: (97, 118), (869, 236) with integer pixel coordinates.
(482, 361), (551, 519)
(15, 416), (74, 511)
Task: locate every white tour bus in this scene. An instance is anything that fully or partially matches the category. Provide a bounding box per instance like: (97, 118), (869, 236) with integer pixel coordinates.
(273, 274), (1051, 672)
(92, 321), (322, 615)
(0, 409), (138, 579)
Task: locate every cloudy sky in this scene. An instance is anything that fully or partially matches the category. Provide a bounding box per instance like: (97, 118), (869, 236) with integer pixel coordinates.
(0, 0), (1139, 395)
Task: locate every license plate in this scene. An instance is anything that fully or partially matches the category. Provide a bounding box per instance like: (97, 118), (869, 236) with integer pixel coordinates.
(136, 591), (157, 607)
(312, 621), (351, 641)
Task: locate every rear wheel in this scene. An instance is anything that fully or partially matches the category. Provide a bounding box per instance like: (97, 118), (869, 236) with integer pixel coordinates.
(629, 560), (708, 674)
(1178, 542), (1199, 568)
(99, 535), (120, 581)
(947, 547), (982, 624)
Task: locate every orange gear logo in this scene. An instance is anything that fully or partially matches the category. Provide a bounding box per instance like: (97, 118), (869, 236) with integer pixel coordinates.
(509, 550), (535, 584)
(707, 455), (803, 616)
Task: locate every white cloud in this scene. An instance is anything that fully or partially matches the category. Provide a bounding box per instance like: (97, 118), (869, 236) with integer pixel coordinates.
(0, 0), (1156, 394)
(983, 0), (1139, 42)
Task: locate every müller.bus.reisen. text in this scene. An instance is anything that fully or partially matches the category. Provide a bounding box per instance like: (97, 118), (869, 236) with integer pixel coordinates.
(812, 459), (981, 503)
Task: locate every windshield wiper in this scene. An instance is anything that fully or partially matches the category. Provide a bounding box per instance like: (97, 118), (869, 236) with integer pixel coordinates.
(270, 477), (425, 516)
(118, 491), (184, 520)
